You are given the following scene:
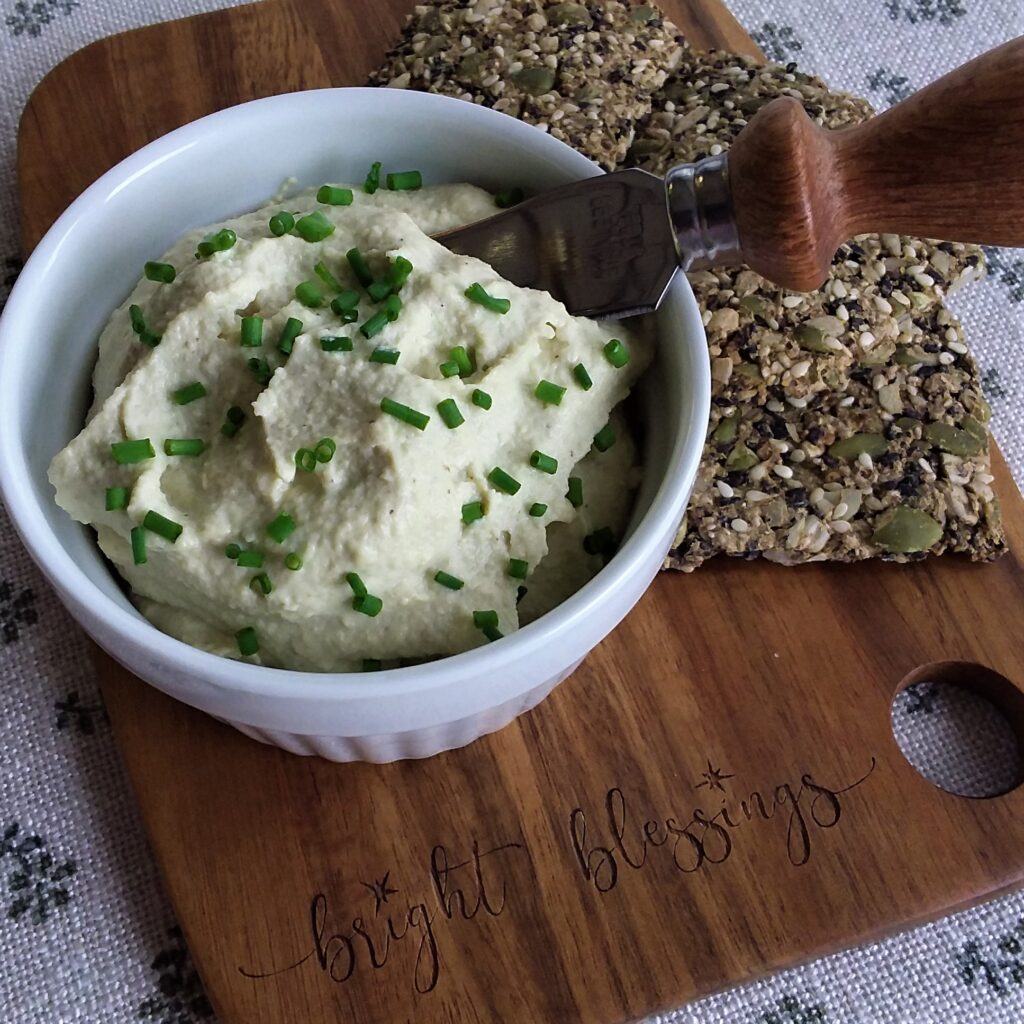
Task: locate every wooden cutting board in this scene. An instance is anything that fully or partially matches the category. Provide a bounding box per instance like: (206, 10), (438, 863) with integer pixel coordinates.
(17, 2), (1024, 1022)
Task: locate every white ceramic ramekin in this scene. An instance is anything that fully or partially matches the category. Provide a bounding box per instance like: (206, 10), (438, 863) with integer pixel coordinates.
(0, 88), (709, 762)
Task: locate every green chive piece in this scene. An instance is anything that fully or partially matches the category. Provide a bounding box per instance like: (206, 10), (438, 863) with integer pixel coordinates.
(386, 170), (422, 191)
(236, 550), (264, 568)
(317, 185), (354, 206)
(172, 381), (207, 405)
(508, 558), (529, 580)
(130, 526), (147, 565)
(139, 330), (162, 348)
(267, 512), (296, 543)
(236, 626), (259, 656)
(437, 399), (464, 429)
(529, 502), (548, 517)
(105, 486), (130, 511)
(529, 450), (558, 474)
(450, 346), (474, 376)
(465, 282), (510, 314)
(320, 335), (353, 352)
(462, 501), (484, 525)
(247, 357), (273, 386)
(295, 280), (324, 308)
(277, 317), (303, 355)
(535, 379), (566, 405)
(483, 624), (504, 642)
(111, 439), (155, 464)
(250, 572), (273, 596)
(346, 572), (367, 597)
(314, 260), (344, 293)
(594, 423), (616, 452)
(295, 211), (334, 242)
(473, 610), (499, 630)
(353, 593), (383, 617)
(487, 467), (521, 495)
(361, 310), (390, 339)
(584, 526), (617, 558)
(567, 476), (584, 508)
(225, 543), (241, 559)
(269, 211), (295, 236)
(346, 248), (374, 287)
(334, 306), (358, 324)
(240, 315), (264, 348)
(433, 570), (464, 591)
(196, 228), (237, 258)
(439, 359), (461, 378)
(142, 510), (183, 542)
(332, 289), (360, 311)
(603, 338), (629, 368)
(472, 389), (492, 410)
(573, 363), (593, 390)
(363, 161), (382, 195)
(221, 406), (246, 437)
(362, 658), (382, 671)
(285, 552), (303, 571)
(369, 346), (400, 364)
(129, 305), (147, 333)
(367, 280), (393, 302)
(295, 448), (317, 473)
(495, 187), (525, 208)
(163, 438), (205, 457)
(388, 256), (413, 292)
(314, 437), (336, 463)
(380, 397), (428, 429)
(144, 261), (176, 284)
(384, 294), (402, 322)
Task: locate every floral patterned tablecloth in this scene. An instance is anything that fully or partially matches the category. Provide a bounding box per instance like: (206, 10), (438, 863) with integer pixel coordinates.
(1, 1), (1023, 1022)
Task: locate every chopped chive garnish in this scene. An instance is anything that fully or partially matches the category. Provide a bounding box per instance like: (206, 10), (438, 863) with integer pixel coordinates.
(566, 476), (583, 508)
(142, 510), (183, 542)
(129, 305), (147, 333)
(269, 211), (295, 236)
(337, 308), (359, 323)
(433, 570), (464, 591)
(295, 280), (324, 308)
(508, 558), (529, 580)
(314, 437), (336, 463)
(594, 423), (616, 451)
(462, 501), (484, 524)
(285, 552), (303, 571)
(250, 573), (273, 596)
(363, 161), (382, 194)
(361, 311), (390, 339)
(345, 572), (367, 597)
(240, 315), (264, 347)
(314, 260), (344, 293)
(164, 438), (205, 457)
(380, 397), (428, 429)
(196, 228), (237, 258)
(236, 550), (264, 568)
(495, 187), (525, 208)
(573, 363), (593, 390)
(225, 543), (241, 559)
(384, 294), (402, 322)
(367, 280), (393, 302)
(603, 338), (629, 368)
(221, 406), (246, 437)
(111, 439), (155, 464)
(346, 248), (374, 288)
(362, 658), (382, 671)
(139, 331), (162, 348)
(247, 357), (273, 386)
(584, 527), (618, 558)
(131, 526), (147, 565)
(472, 389), (492, 410)
(437, 398), (464, 429)
(450, 346), (474, 376)
(439, 360), (461, 378)
(320, 335), (353, 352)
(483, 624), (504, 642)
(386, 170), (422, 191)
(172, 381), (207, 405)
(473, 610), (499, 630)
(332, 289), (360, 311)
(105, 486), (130, 511)
(487, 466), (521, 495)
(465, 282), (510, 314)
(529, 502), (548, 517)
(535, 379), (566, 405)
(295, 448), (317, 472)
(295, 211), (334, 242)
(277, 317), (303, 355)
(388, 256), (413, 292)
(144, 261), (176, 284)
(267, 512), (296, 543)
(235, 626), (259, 656)
(317, 185), (354, 206)
(353, 593), (383, 617)
(369, 346), (400, 364)
(529, 450), (558, 474)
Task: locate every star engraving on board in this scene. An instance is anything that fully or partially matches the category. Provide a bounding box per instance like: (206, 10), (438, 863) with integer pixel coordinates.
(361, 872), (399, 916)
(694, 760), (734, 793)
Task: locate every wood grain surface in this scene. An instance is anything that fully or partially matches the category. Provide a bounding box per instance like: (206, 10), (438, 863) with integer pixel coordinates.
(17, 2), (1024, 1023)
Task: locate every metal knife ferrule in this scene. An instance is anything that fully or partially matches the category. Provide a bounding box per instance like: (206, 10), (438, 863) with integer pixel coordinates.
(666, 155), (742, 272)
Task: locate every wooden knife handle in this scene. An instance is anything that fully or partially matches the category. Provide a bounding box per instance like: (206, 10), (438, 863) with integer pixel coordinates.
(728, 36), (1024, 291)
